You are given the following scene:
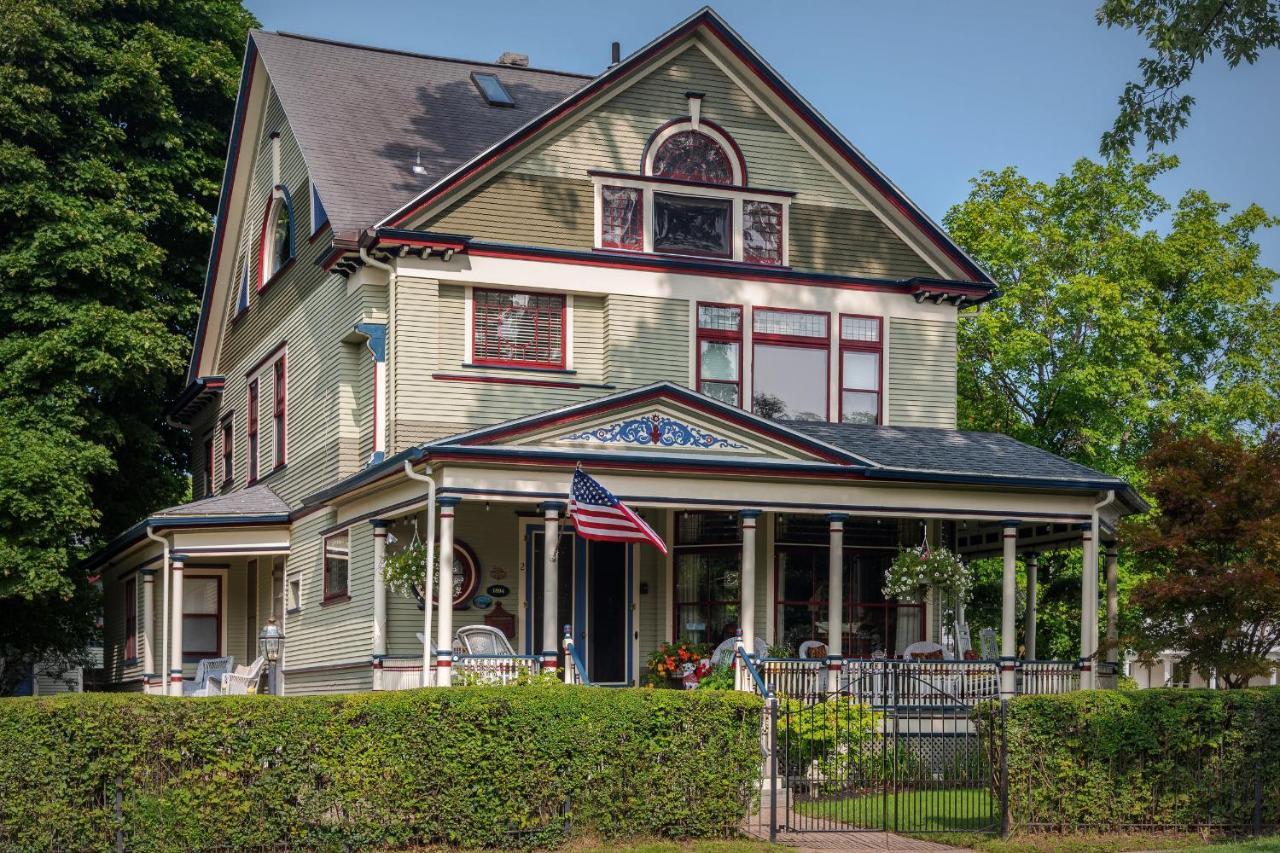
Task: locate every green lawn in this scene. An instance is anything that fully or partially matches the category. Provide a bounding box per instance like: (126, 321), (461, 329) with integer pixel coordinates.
(795, 786), (998, 832)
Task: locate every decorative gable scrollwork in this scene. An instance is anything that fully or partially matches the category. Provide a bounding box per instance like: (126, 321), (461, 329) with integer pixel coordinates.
(559, 413), (747, 451)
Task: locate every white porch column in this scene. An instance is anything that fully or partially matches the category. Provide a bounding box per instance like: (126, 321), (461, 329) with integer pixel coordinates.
(1000, 521), (1019, 699)
(371, 519), (389, 690)
(435, 496), (460, 686)
(168, 556), (185, 695)
(739, 509), (761, 655)
(141, 568), (157, 692)
(540, 501), (565, 672)
(1104, 542), (1119, 667)
(1024, 552), (1038, 661)
(1079, 523), (1096, 689)
(1163, 655), (1173, 687)
(826, 513), (847, 692)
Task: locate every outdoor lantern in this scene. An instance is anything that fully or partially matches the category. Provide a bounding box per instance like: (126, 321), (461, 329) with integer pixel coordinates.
(259, 617), (285, 663)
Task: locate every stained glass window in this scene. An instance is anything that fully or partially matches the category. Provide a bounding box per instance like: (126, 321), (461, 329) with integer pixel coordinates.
(651, 131), (734, 184)
(473, 289), (565, 367)
(601, 186), (642, 250)
(653, 192), (731, 257)
(743, 200), (783, 265)
(697, 303), (742, 406)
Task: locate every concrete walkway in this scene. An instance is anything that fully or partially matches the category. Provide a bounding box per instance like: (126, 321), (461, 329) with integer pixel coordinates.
(745, 799), (962, 851)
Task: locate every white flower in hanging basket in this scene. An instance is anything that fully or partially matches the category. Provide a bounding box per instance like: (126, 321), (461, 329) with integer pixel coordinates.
(883, 545), (973, 603)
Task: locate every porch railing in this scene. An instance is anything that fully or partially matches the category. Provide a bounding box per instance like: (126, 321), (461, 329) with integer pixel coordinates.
(380, 655), (428, 691)
(757, 658), (823, 701)
(562, 625), (591, 686)
(453, 653), (542, 685)
(1019, 660), (1081, 694)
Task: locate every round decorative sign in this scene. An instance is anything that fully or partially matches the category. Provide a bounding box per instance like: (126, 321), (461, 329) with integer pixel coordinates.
(411, 540), (480, 609)
(472, 594), (494, 610)
(486, 584), (510, 598)
(490, 566), (508, 581)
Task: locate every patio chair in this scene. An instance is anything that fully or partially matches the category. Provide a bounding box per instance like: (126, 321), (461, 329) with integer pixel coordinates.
(903, 641), (946, 661)
(182, 656), (233, 697)
(798, 640), (828, 660)
(709, 635), (767, 667)
(455, 625), (516, 656)
(220, 657), (266, 695)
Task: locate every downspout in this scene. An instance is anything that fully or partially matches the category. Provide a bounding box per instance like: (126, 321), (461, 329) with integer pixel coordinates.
(404, 459), (436, 687)
(145, 526), (169, 696)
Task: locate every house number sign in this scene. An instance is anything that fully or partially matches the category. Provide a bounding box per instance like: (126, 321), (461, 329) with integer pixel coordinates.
(486, 584), (510, 598)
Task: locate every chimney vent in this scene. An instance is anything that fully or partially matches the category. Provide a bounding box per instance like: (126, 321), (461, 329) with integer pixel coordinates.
(611, 41), (621, 66)
(496, 51), (529, 67)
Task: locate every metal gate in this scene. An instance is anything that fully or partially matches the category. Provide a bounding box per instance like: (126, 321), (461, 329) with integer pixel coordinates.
(748, 660), (1006, 841)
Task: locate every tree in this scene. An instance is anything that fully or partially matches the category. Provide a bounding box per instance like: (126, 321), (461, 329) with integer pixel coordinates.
(1122, 431), (1280, 687)
(944, 154), (1280, 658)
(1097, 0), (1280, 156)
(0, 0), (256, 692)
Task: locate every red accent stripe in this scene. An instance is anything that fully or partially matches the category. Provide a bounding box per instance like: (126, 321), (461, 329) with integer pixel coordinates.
(431, 372), (584, 390)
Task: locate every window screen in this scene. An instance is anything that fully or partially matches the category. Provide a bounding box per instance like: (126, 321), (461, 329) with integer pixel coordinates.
(473, 289), (566, 367)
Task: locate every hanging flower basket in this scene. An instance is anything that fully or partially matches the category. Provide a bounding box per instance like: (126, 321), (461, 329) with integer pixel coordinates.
(883, 545), (972, 604)
(382, 540), (437, 599)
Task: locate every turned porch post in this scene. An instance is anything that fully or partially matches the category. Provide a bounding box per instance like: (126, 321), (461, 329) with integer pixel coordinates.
(168, 556), (186, 695)
(826, 513), (847, 692)
(141, 568), (157, 692)
(1024, 553), (1038, 661)
(540, 501), (565, 672)
(1000, 522), (1019, 698)
(435, 496), (461, 686)
(739, 509), (761, 653)
(371, 519), (389, 690)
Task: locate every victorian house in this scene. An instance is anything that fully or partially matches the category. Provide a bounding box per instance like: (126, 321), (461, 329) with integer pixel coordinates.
(86, 8), (1141, 697)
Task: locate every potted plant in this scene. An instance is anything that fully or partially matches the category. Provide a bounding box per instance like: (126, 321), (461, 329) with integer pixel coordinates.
(645, 640), (710, 687)
(382, 540), (437, 599)
(883, 544), (972, 604)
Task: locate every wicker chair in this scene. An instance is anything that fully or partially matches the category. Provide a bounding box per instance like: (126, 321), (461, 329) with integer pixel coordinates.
(219, 657), (266, 695)
(182, 656), (234, 697)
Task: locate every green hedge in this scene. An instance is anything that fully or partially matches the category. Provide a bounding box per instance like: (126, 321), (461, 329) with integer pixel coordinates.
(977, 688), (1280, 831)
(0, 686), (763, 850)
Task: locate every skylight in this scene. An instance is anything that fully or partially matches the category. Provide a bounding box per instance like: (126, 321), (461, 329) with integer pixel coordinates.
(471, 72), (515, 107)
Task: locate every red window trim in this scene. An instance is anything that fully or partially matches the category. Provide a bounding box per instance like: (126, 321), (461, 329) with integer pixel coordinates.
(470, 288), (568, 370)
(751, 306), (831, 420)
(671, 511), (744, 642)
(743, 199), (785, 267)
(220, 418), (234, 487)
(600, 185), (644, 251)
(272, 356), (286, 468)
(695, 301), (744, 408)
(181, 574), (223, 660)
(123, 576), (137, 662)
(246, 378), (259, 484)
(322, 531), (350, 602)
(257, 194), (294, 294)
(203, 436), (215, 498)
(838, 313), (884, 426)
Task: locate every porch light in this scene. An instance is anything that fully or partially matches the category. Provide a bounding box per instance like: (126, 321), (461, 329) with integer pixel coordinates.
(259, 617), (285, 664)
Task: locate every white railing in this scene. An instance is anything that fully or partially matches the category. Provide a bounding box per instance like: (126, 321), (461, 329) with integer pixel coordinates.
(1020, 660), (1080, 695)
(845, 659), (1002, 707)
(380, 656), (428, 691)
(453, 654), (542, 685)
(757, 658), (824, 701)
(562, 626), (591, 686)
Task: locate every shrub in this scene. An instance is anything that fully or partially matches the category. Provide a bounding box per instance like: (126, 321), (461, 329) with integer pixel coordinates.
(0, 686), (763, 850)
(975, 688), (1280, 832)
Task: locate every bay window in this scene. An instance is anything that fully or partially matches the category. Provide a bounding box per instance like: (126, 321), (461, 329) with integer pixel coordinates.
(673, 512), (742, 644)
(182, 575), (222, 661)
(696, 303), (742, 406)
(472, 288), (566, 369)
(752, 308), (828, 421)
(840, 315), (882, 424)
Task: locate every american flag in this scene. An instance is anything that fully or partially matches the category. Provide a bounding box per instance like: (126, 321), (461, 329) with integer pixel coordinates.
(568, 467), (668, 554)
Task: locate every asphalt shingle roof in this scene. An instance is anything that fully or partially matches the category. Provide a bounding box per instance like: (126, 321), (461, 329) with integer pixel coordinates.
(252, 31), (590, 238)
(779, 421), (1127, 486)
(153, 484), (291, 518)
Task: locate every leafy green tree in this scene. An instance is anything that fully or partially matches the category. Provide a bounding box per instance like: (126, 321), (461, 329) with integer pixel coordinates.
(1123, 431), (1280, 687)
(1098, 0), (1280, 155)
(945, 155), (1280, 659)
(0, 0), (256, 692)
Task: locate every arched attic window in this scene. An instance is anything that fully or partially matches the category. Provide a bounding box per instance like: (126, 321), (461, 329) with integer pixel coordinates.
(258, 185), (295, 292)
(595, 115), (786, 265)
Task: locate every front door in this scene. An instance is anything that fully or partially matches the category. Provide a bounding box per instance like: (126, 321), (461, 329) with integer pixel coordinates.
(585, 541), (629, 684)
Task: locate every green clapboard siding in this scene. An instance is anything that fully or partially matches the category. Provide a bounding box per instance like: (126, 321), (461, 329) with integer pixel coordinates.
(888, 317), (957, 428)
(788, 204), (935, 279)
(427, 173), (594, 250)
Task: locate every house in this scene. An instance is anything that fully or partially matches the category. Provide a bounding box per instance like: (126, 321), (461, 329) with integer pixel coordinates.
(83, 8), (1142, 698)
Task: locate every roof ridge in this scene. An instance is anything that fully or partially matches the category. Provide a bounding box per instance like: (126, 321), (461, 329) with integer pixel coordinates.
(256, 29), (596, 79)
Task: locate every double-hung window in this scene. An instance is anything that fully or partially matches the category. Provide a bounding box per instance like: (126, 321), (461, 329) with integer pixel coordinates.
(272, 357), (286, 468)
(752, 308), (829, 421)
(123, 576), (137, 662)
(246, 379), (259, 483)
(182, 575), (222, 661)
(839, 315), (882, 425)
(323, 530), (349, 601)
(695, 303), (743, 406)
(472, 288), (566, 368)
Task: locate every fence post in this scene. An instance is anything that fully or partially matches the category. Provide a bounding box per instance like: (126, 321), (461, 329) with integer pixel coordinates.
(999, 699), (1010, 839)
(769, 695), (778, 844)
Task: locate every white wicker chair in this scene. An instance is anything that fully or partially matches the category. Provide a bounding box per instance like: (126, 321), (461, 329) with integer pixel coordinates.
(182, 656), (233, 697)
(220, 657), (266, 695)
(455, 625), (515, 656)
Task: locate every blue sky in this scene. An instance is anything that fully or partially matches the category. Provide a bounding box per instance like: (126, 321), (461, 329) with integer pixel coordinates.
(246, 0), (1280, 281)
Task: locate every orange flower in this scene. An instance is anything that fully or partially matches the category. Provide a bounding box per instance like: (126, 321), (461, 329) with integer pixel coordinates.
(678, 649), (689, 661)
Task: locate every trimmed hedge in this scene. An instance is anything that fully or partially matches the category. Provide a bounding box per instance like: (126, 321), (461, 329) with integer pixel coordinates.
(0, 686), (763, 850)
(977, 688), (1280, 831)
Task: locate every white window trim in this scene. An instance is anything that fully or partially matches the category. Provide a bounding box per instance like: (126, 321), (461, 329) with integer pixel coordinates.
(462, 284), (575, 371)
(286, 572), (302, 614)
(591, 174), (790, 266)
(181, 568), (228, 662)
(260, 189), (289, 290)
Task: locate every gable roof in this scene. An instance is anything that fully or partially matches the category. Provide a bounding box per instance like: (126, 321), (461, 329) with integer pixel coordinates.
(251, 31), (589, 239)
(152, 483), (291, 518)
